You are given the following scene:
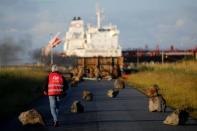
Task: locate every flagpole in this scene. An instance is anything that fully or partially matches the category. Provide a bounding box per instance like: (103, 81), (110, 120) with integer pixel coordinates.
(48, 32), (61, 65)
(50, 33), (53, 65)
(51, 46), (53, 65)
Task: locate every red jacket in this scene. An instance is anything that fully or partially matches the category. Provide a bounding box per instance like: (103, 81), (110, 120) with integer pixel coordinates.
(47, 72), (64, 95)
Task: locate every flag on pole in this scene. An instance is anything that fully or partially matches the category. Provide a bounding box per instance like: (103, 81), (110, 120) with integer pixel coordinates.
(48, 32), (61, 48)
(44, 32), (62, 56)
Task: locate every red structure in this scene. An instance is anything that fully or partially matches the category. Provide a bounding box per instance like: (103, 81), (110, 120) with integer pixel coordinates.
(122, 46), (197, 63)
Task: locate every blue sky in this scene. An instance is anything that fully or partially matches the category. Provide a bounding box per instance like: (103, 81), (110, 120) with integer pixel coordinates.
(0, 0), (197, 52)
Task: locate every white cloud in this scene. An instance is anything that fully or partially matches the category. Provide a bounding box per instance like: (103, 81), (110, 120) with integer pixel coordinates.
(1, 0), (197, 50)
(175, 19), (184, 28)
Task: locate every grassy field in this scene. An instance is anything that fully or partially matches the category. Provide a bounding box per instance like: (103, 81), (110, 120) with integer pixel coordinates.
(0, 66), (48, 119)
(126, 60), (197, 119)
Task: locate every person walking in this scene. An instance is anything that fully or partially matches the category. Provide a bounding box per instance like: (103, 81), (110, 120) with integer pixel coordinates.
(43, 64), (68, 127)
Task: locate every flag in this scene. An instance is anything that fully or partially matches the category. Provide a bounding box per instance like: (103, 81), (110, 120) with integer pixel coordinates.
(48, 32), (61, 48)
(44, 32), (62, 56)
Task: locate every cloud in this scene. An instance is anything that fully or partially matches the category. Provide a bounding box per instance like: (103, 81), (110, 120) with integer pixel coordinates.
(175, 19), (185, 28)
(1, 0), (197, 51)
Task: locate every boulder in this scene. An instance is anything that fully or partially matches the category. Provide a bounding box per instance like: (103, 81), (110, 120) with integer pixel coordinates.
(146, 84), (159, 97)
(82, 90), (93, 101)
(163, 109), (189, 125)
(148, 95), (166, 112)
(114, 79), (125, 90)
(107, 89), (119, 98)
(70, 100), (84, 113)
(18, 109), (45, 126)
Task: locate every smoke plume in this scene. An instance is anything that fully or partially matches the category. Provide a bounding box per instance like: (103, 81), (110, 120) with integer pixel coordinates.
(31, 48), (78, 66)
(0, 37), (31, 65)
(0, 36), (77, 66)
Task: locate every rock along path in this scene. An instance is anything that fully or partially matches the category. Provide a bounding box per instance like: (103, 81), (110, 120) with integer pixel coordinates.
(2, 80), (197, 131)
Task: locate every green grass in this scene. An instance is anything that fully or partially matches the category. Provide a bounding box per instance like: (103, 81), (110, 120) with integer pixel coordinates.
(126, 60), (197, 119)
(0, 66), (48, 119)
